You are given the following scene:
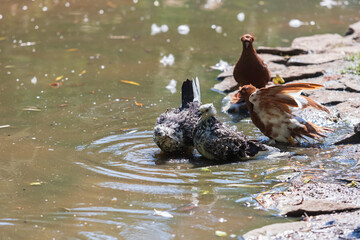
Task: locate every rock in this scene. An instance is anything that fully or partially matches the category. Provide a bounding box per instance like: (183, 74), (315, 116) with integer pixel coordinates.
(285, 53), (344, 66)
(243, 221), (309, 240)
(291, 34), (353, 53)
(257, 181), (360, 216)
(256, 46), (308, 56)
(345, 21), (360, 42)
(355, 123), (360, 134)
(243, 210), (360, 240)
(212, 76), (238, 93)
(335, 122), (360, 145)
(281, 199), (360, 217)
(271, 65), (324, 82)
(216, 66), (234, 80)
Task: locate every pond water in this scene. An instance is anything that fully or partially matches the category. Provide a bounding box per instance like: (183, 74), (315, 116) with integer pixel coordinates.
(0, 0), (360, 239)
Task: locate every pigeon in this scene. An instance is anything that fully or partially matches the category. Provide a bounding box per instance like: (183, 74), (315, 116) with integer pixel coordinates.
(153, 78), (201, 153)
(193, 103), (267, 161)
(239, 83), (332, 144)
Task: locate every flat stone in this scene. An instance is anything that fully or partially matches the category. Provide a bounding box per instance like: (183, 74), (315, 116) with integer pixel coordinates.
(256, 46), (308, 56)
(291, 34), (353, 53)
(330, 44), (360, 54)
(243, 221), (309, 240)
(281, 199), (360, 217)
(243, 210), (360, 240)
(216, 66), (234, 80)
(271, 65), (325, 82)
(257, 181), (360, 215)
(212, 76), (238, 93)
(345, 21), (360, 42)
(285, 53), (344, 66)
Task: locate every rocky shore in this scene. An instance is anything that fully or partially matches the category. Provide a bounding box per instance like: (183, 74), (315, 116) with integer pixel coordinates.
(214, 21), (360, 125)
(213, 21), (360, 239)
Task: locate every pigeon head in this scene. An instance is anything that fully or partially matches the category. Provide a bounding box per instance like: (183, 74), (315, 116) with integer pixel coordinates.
(241, 34), (254, 49)
(199, 103), (217, 120)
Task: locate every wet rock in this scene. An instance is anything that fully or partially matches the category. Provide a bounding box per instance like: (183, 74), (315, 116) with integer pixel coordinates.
(243, 210), (360, 240)
(335, 122), (360, 145)
(291, 34), (353, 53)
(281, 200), (360, 217)
(257, 181), (360, 216)
(256, 46), (308, 56)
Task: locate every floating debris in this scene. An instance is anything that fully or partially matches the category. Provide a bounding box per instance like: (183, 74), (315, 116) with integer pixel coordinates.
(0, 125), (10, 129)
(160, 54), (175, 66)
(29, 181), (43, 186)
(66, 48), (79, 52)
(151, 23), (169, 35)
(134, 101), (143, 107)
(215, 230), (227, 237)
(289, 19), (304, 28)
(165, 79), (177, 94)
(177, 25), (190, 35)
(120, 80), (140, 86)
(320, 0), (341, 8)
(237, 12), (245, 22)
(20, 42), (36, 47)
(154, 209), (173, 218)
(211, 24), (222, 33)
(109, 35), (130, 39)
(50, 82), (62, 88)
(210, 59), (231, 72)
(30, 76), (37, 85)
(23, 106), (41, 111)
(55, 75), (64, 81)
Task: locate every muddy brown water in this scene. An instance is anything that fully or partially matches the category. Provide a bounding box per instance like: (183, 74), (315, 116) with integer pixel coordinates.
(0, 0), (359, 239)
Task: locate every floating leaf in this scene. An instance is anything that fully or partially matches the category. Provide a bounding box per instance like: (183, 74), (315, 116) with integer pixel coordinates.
(55, 75), (64, 81)
(80, 70), (86, 75)
(107, 1), (117, 8)
(66, 48), (78, 52)
(154, 209), (173, 218)
(109, 35), (130, 40)
(200, 190), (210, 195)
(23, 106), (41, 111)
(50, 82), (62, 88)
(4, 65), (15, 68)
(58, 104), (68, 107)
(0, 37), (6, 41)
(226, 184), (266, 188)
(134, 101), (143, 107)
(0, 125), (10, 129)
(200, 167), (211, 172)
(215, 231), (227, 237)
(120, 80), (140, 86)
(29, 182), (42, 186)
(60, 207), (71, 212)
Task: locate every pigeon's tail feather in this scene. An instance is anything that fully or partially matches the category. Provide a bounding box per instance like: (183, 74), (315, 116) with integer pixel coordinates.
(181, 79), (194, 110)
(192, 77), (201, 103)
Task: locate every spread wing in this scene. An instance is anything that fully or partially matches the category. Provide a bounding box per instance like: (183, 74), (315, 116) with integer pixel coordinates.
(249, 83), (329, 114)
